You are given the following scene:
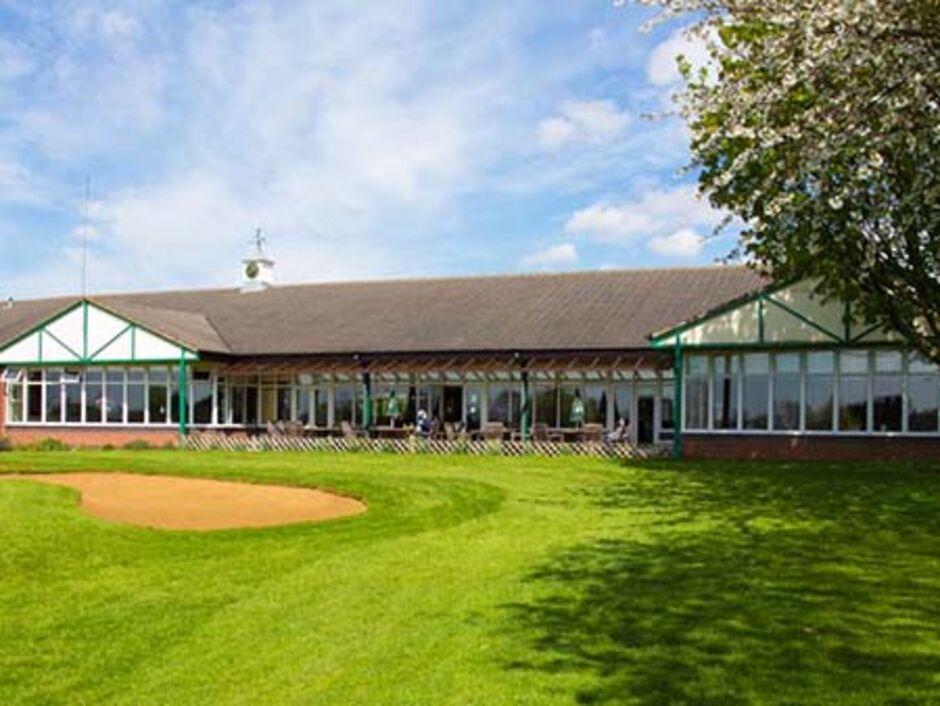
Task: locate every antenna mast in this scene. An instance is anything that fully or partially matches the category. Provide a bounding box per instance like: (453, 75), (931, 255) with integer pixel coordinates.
(81, 175), (91, 298)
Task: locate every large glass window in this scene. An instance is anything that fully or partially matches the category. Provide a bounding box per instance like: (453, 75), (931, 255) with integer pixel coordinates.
(315, 388), (329, 427)
(684, 355), (709, 430)
(806, 352), (835, 431)
(908, 354), (939, 432)
(127, 369), (146, 424)
(872, 351), (902, 432)
(838, 351), (869, 431)
(465, 385), (483, 431)
(773, 353), (801, 431)
(712, 354), (738, 429)
(660, 384), (674, 440)
(742, 353), (770, 430)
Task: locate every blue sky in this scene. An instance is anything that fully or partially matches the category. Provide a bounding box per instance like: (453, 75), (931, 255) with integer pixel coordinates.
(0, 0), (727, 298)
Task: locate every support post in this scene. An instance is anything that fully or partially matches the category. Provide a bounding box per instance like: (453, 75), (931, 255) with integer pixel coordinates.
(362, 371), (373, 436)
(673, 339), (683, 460)
(521, 370), (531, 442)
(178, 352), (188, 444)
(0, 369), (6, 438)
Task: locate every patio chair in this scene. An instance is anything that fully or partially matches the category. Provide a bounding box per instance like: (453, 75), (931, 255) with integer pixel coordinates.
(482, 422), (506, 441)
(340, 421), (363, 439)
(532, 423), (564, 442)
(266, 422), (283, 437)
(444, 422), (458, 441)
(582, 423), (604, 442)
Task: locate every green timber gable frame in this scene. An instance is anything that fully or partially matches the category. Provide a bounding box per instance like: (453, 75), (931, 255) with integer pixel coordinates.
(649, 279), (901, 351)
(0, 299), (199, 437)
(648, 279), (904, 459)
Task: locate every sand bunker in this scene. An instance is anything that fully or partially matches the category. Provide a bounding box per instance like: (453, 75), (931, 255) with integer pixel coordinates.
(0, 473), (366, 531)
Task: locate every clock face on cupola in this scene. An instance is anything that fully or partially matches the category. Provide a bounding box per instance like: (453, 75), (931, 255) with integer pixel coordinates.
(240, 228), (275, 293)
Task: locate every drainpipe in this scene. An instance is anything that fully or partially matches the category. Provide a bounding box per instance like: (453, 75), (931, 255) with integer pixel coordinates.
(673, 339), (683, 460)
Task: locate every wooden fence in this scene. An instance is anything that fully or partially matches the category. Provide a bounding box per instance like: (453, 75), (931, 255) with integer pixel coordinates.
(183, 433), (666, 459)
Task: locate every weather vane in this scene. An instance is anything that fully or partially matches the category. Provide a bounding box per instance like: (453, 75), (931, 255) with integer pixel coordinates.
(252, 227), (267, 253)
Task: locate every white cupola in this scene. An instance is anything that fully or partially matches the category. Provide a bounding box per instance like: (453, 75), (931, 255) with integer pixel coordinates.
(241, 228), (275, 293)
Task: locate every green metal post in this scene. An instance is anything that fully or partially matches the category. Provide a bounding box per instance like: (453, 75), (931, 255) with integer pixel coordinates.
(362, 372), (373, 436)
(178, 351), (188, 443)
(673, 338), (683, 460)
(521, 371), (531, 442)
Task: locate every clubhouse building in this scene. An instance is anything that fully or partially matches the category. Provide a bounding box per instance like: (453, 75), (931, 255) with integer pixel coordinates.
(0, 248), (937, 460)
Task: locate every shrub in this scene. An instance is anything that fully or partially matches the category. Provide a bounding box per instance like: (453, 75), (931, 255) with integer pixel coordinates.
(100, 444), (116, 451)
(0, 436), (13, 452)
(28, 438), (71, 452)
(123, 440), (152, 451)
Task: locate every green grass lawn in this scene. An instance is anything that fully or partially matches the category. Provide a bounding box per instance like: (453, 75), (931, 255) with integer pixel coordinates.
(1, 451), (940, 705)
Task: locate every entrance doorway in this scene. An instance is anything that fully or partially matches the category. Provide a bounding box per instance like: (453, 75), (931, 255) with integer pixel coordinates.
(443, 386), (463, 424)
(637, 395), (656, 444)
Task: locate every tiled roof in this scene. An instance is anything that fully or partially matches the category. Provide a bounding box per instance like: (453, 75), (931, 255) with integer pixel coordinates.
(0, 266), (767, 357)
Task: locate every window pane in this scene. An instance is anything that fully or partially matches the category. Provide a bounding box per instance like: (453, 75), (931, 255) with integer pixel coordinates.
(193, 379), (213, 424)
(685, 377), (709, 430)
(872, 375), (902, 432)
(65, 380), (82, 422)
(582, 383), (607, 426)
(128, 384), (145, 424)
(465, 385), (483, 431)
(742, 355), (769, 430)
(149, 382), (168, 424)
(612, 383), (631, 428)
(488, 385), (511, 424)
(660, 385), (675, 437)
(8, 380), (23, 422)
(45, 372), (62, 424)
(106, 376), (124, 423)
(315, 388), (329, 427)
(27, 372), (42, 423)
(910, 353), (938, 374)
(840, 350), (869, 375)
(838, 378), (868, 431)
(775, 353), (800, 374)
(712, 355), (738, 429)
(742, 376), (769, 429)
(805, 376), (834, 430)
(807, 351), (835, 374)
(86, 370), (104, 423)
(908, 374), (939, 432)
(774, 375), (801, 430)
(874, 351), (902, 373)
(334, 386), (355, 424)
(295, 388), (311, 425)
(536, 385), (558, 427)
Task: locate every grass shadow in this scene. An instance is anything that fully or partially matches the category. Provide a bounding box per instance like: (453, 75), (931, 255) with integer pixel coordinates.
(506, 463), (940, 704)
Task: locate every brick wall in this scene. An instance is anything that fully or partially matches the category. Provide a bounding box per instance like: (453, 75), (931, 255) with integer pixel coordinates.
(5, 427), (180, 449)
(683, 434), (940, 461)
(0, 381), (6, 438)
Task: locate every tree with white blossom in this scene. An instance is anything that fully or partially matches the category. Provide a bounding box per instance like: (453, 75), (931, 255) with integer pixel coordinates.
(630, 0), (940, 361)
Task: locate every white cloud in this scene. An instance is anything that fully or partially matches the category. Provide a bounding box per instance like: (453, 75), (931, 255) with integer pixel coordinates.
(537, 100), (628, 149)
(647, 28), (714, 87)
(521, 243), (578, 269)
(648, 227), (703, 258)
(564, 184), (723, 245)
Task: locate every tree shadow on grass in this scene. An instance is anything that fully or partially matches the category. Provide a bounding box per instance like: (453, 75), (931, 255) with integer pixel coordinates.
(506, 464), (940, 705)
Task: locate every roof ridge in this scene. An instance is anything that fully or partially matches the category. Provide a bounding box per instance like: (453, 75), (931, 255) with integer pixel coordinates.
(75, 263), (759, 302)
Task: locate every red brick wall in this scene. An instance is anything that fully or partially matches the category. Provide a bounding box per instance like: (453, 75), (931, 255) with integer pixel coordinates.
(683, 434), (940, 461)
(5, 427), (180, 449)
